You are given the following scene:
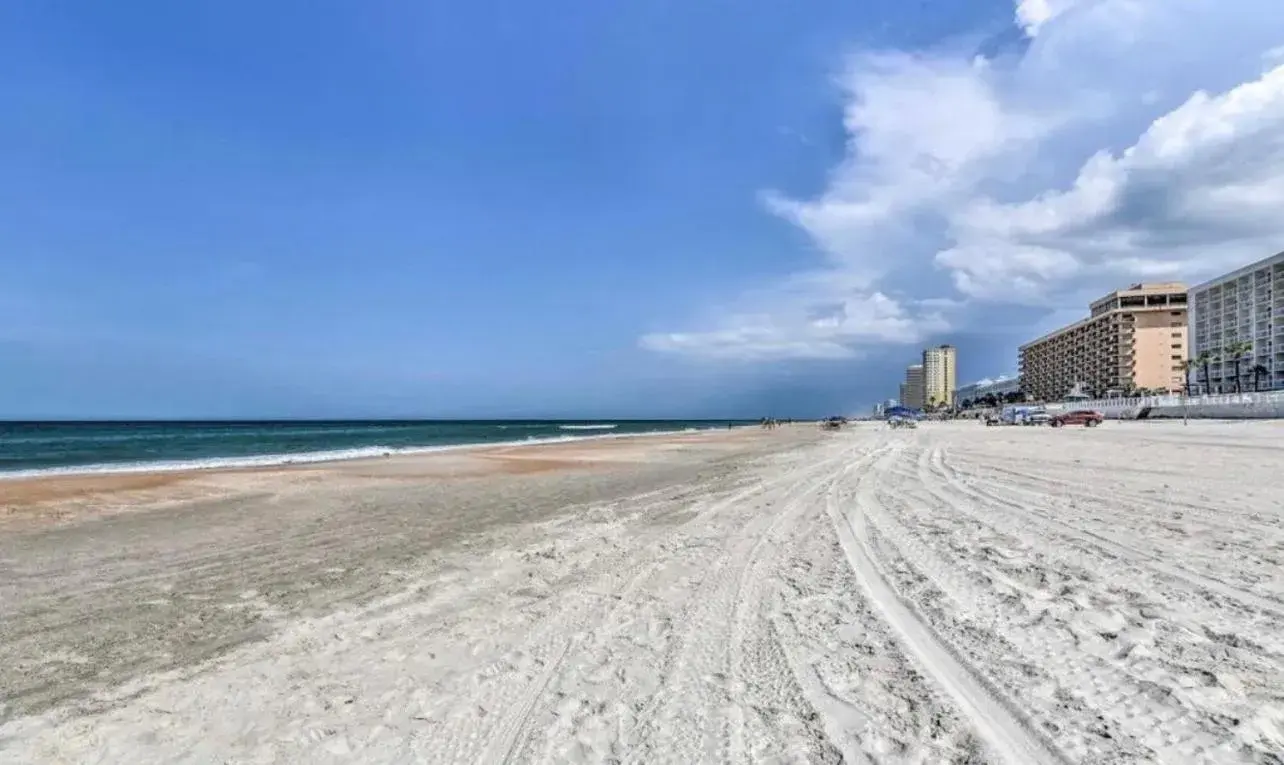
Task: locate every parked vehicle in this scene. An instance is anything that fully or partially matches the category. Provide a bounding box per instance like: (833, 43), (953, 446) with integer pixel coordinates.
(1050, 409), (1104, 428)
(1000, 405), (1049, 426)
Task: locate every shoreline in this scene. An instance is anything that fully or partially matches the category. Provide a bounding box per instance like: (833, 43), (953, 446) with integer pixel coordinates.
(0, 423), (746, 482)
(0, 425), (768, 529)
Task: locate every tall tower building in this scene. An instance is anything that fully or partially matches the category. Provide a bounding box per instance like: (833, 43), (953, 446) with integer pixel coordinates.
(923, 345), (957, 408)
(902, 364), (925, 410)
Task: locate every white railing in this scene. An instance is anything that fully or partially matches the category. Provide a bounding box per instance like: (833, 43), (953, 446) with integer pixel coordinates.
(1053, 390), (1284, 419)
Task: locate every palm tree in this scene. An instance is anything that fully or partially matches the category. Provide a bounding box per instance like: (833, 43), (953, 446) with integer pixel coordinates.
(1224, 341), (1253, 393)
(1252, 363), (1268, 392)
(1178, 358), (1196, 394)
(1194, 350), (1215, 394)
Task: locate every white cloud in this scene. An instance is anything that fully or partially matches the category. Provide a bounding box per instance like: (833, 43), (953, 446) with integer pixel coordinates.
(936, 244), (1083, 303)
(640, 273), (948, 361)
(765, 52), (1055, 278)
(1014, 0), (1089, 37)
(943, 63), (1284, 300)
(644, 0), (1284, 362)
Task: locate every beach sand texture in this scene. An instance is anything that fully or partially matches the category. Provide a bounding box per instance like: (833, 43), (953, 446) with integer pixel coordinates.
(1, 422), (1282, 763)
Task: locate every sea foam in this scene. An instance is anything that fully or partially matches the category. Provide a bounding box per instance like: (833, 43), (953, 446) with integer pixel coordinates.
(0, 427), (707, 481)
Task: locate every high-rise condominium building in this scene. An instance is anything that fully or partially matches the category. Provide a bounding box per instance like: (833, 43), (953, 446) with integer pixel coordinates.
(922, 345), (957, 408)
(1188, 250), (1284, 393)
(901, 364), (925, 409)
(1019, 283), (1188, 402)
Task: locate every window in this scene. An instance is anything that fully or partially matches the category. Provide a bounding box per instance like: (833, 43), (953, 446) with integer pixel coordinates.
(1171, 311), (1183, 316)
(1171, 343), (1182, 349)
(1171, 331), (1182, 338)
(1171, 354), (1183, 361)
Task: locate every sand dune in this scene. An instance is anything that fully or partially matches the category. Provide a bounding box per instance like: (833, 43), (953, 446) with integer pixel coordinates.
(1, 422), (1282, 763)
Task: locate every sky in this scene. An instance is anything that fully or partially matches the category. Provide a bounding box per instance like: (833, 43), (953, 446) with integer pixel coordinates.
(3, 0), (1284, 419)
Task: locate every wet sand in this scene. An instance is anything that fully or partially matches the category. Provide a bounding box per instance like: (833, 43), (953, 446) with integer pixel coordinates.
(0, 429), (755, 530)
(0, 427), (793, 724)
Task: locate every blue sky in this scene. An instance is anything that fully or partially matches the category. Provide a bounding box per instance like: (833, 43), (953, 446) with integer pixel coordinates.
(3, 1), (1284, 418)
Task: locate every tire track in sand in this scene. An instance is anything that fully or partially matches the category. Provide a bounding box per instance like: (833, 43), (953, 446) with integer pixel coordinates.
(724, 443), (890, 764)
(480, 638), (573, 764)
(934, 447), (1284, 619)
(876, 442), (1252, 762)
(621, 440), (863, 764)
(470, 454), (830, 764)
(440, 477), (778, 764)
(823, 440), (1066, 765)
(947, 457), (1284, 543)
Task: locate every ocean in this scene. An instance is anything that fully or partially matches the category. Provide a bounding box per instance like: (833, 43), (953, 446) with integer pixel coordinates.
(0, 420), (747, 478)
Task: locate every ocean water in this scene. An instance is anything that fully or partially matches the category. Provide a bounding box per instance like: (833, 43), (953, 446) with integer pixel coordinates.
(0, 420), (747, 478)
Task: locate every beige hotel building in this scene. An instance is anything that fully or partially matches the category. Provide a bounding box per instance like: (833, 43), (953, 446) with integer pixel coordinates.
(1019, 283), (1188, 402)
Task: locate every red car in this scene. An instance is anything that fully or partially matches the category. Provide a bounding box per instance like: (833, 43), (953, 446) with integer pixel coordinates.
(1050, 409), (1104, 427)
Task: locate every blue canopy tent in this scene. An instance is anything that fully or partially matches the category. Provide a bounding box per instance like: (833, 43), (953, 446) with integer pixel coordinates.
(882, 406), (921, 420)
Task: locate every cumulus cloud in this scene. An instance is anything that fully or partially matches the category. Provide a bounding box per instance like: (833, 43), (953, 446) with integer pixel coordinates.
(942, 64), (1284, 300)
(640, 289), (947, 361)
(1014, 0), (1087, 37)
(644, 0), (1284, 362)
(765, 53), (1054, 277)
(640, 270), (950, 361)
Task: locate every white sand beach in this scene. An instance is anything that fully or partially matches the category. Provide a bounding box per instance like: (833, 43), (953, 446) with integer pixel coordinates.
(2, 422), (1282, 763)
